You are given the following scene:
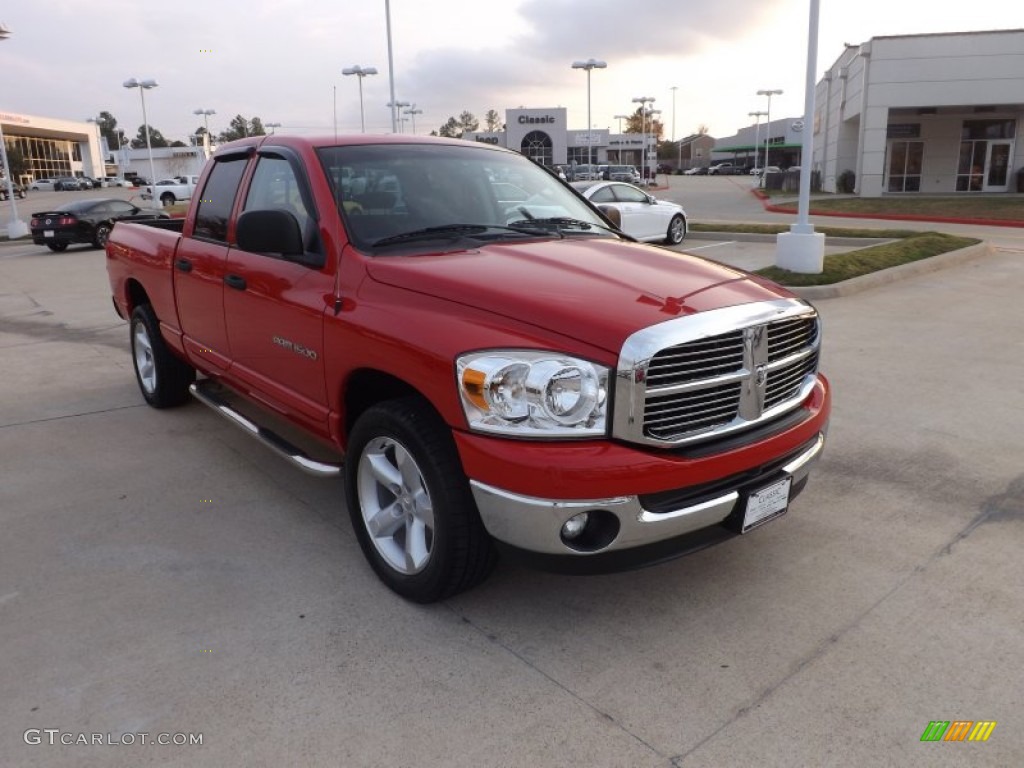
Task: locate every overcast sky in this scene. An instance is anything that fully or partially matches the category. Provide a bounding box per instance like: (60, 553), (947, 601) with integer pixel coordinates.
(1, 1), (1019, 142)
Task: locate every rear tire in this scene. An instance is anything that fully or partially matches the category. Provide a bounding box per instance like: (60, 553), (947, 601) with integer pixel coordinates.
(160, 192), (175, 206)
(665, 214), (686, 245)
(93, 223), (112, 248)
(129, 304), (195, 408)
(46, 243), (68, 252)
(345, 397), (496, 602)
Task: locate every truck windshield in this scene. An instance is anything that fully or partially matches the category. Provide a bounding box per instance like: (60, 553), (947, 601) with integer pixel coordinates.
(317, 143), (613, 252)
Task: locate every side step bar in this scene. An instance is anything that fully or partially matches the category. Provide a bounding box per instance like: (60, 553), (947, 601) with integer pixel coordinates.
(189, 382), (342, 477)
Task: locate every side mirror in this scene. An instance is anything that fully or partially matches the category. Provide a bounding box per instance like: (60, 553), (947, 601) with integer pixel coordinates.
(236, 209), (304, 257)
(597, 204), (622, 228)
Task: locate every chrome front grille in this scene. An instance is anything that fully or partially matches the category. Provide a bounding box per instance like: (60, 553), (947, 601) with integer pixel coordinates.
(613, 300), (822, 447)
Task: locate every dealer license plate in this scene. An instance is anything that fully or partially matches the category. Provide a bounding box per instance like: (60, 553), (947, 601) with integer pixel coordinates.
(44, 230), (54, 237)
(741, 476), (792, 533)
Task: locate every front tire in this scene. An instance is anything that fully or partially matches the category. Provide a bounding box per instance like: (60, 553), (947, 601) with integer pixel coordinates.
(129, 304), (195, 408)
(160, 192), (175, 206)
(665, 214), (686, 245)
(345, 398), (496, 602)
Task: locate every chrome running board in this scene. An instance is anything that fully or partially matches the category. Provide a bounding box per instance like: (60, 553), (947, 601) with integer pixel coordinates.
(189, 381), (342, 477)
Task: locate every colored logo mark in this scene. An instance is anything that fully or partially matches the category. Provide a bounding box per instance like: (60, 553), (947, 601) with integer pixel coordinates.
(920, 720), (997, 742)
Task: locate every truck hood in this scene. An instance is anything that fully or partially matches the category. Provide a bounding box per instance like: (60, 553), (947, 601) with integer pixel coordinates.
(364, 237), (793, 354)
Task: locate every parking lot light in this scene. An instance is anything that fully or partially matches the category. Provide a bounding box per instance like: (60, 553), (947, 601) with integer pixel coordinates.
(342, 65), (378, 133)
(572, 59), (607, 168)
(124, 78), (159, 193)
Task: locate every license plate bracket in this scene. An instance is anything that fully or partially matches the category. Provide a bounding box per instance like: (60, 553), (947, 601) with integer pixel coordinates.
(741, 476), (792, 533)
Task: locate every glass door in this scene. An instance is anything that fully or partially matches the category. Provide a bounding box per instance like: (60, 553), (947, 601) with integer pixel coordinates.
(886, 141), (923, 192)
(983, 141), (1013, 191)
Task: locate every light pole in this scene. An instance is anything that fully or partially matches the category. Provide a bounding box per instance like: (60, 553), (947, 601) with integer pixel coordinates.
(572, 58), (607, 167)
(670, 85), (678, 174)
(265, 122), (281, 134)
(748, 110), (766, 173)
(613, 114), (629, 162)
(193, 108), (215, 156)
(0, 26), (29, 237)
(342, 65), (378, 133)
(386, 101), (410, 133)
(632, 96), (655, 182)
(125, 77), (159, 187)
(647, 108), (662, 182)
(403, 106), (422, 135)
(757, 88), (782, 176)
(385, 0), (398, 133)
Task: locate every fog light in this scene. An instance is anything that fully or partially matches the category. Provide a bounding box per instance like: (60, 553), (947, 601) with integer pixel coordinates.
(561, 512), (589, 540)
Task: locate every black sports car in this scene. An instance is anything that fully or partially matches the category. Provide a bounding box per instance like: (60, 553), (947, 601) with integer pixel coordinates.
(30, 198), (170, 251)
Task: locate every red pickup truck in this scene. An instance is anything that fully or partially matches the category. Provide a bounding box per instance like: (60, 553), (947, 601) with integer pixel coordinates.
(106, 134), (830, 602)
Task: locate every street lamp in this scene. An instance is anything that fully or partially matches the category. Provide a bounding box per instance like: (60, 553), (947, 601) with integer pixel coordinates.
(632, 96), (655, 182)
(748, 110), (767, 172)
(342, 65), (378, 133)
(193, 108), (215, 155)
(613, 114), (630, 162)
(125, 77), (159, 189)
(403, 106), (423, 135)
(0, 26), (29, 238)
(671, 85), (678, 173)
(647, 108), (662, 182)
(757, 88), (782, 176)
(386, 101), (410, 133)
(572, 59), (607, 167)
(265, 122), (281, 134)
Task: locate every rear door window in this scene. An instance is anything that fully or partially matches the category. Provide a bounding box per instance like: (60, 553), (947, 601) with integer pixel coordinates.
(193, 157), (248, 243)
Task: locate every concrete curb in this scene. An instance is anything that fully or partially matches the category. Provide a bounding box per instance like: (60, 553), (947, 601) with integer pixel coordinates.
(787, 241), (994, 300)
(687, 231), (892, 247)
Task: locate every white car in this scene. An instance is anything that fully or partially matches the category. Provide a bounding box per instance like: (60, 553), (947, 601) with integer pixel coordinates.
(29, 178), (58, 191)
(572, 180), (687, 245)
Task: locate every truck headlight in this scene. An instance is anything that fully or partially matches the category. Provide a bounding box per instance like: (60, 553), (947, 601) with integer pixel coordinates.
(457, 351), (609, 437)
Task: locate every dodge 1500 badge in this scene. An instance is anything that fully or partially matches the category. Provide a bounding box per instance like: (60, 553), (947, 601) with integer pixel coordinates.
(106, 134), (831, 602)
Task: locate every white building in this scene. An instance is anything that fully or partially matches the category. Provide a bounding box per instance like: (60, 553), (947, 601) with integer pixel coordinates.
(813, 29), (1024, 196)
(1, 109), (208, 184)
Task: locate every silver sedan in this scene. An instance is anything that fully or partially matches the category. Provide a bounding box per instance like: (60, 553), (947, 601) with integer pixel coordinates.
(572, 180), (687, 244)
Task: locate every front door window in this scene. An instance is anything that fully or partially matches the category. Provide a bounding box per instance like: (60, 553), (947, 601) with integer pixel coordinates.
(957, 120), (1016, 192)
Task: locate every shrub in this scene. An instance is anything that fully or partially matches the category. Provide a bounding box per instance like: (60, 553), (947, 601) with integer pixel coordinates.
(837, 169), (856, 194)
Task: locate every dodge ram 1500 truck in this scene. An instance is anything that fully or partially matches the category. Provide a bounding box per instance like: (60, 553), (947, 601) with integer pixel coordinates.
(106, 134), (831, 602)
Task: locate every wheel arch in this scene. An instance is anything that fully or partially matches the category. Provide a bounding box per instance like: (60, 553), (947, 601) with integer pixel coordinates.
(341, 368), (437, 444)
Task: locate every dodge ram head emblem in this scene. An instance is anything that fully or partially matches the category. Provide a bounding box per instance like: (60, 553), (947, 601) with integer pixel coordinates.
(755, 364), (768, 386)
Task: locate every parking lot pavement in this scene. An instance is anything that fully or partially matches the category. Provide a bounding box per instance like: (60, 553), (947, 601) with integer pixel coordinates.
(2, 239), (1022, 766)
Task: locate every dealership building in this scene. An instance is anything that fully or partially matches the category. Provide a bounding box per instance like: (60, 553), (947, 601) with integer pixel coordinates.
(811, 28), (1024, 196)
(464, 107), (656, 170)
(0, 110), (207, 184)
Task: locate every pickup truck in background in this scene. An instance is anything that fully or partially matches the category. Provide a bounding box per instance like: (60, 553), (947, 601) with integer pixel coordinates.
(143, 175), (200, 205)
(106, 135), (830, 602)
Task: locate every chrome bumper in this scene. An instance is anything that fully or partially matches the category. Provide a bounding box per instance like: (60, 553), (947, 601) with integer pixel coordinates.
(470, 433), (825, 556)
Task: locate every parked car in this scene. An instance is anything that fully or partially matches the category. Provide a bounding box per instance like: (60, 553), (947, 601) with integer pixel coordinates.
(572, 180), (687, 244)
(682, 166), (708, 175)
(0, 181), (28, 200)
(80, 176), (103, 189)
(29, 178), (58, 191)
(55, 177), (86, 191)
(708, 163), (740, 176)
(605, 164), (641, 183)
(143, 176), (200, 206)
(100, 176), (132, 187)
(30, 198), (170, 251)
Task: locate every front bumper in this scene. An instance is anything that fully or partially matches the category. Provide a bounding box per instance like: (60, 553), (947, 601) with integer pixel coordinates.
(470, 432), (824, 570)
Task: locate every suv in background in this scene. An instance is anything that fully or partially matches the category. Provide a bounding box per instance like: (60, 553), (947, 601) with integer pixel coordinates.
(605, 165), (641, 183)
(708, 163), (739, 175)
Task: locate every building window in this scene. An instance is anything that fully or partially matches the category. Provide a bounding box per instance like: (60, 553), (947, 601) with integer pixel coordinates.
(886, 140), (922, 193)
(520, 131), (553, 166)
(956, 120), (1016, 192)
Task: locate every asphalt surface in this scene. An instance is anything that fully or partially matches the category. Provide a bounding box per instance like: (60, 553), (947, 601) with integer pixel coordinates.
(1, 180), (1022, 767)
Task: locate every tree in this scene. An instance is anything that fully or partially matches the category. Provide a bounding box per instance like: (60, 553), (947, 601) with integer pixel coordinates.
(624, 107), (664, 140)
(437, 117), (461, 138)
(96, 111), (120, 148)
(696, 124), (709, 135)
(484, 109), (501, 132)
(458, 111), (479, 134)
(1, 145), (30, 180)
(132, 124), (169, 148)
(217, 115), (267, 143)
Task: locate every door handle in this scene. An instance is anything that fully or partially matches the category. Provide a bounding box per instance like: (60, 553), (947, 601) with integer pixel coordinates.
(224, 274), (247, 291)
(174, 258), (193, 272)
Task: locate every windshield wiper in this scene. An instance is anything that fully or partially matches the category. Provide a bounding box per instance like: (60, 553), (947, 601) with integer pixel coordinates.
(372, 223), (543, 247)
